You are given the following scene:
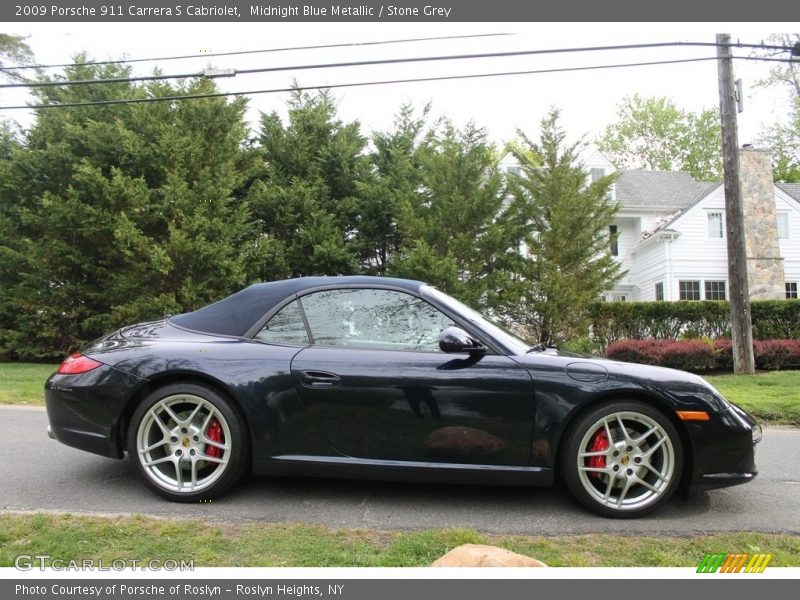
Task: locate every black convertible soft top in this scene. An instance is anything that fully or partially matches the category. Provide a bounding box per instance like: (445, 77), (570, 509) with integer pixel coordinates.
(168, 276), (423, 337)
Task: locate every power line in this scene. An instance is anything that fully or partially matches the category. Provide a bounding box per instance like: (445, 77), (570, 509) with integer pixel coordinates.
(2, 40), (792, 90)
(0, 33), (514, 72)
(0, 55), (742, 111)
(0, 69), (208, 88)
(4, 40), (797, 91)
(1, 36), (793, 73)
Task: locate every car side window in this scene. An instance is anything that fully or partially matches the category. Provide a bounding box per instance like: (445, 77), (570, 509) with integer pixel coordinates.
(254, 300), (310, 345)
(300, 288), (455, 352)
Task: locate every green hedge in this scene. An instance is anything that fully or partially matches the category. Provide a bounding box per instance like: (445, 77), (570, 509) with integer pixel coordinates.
(588, 300), (800, 347)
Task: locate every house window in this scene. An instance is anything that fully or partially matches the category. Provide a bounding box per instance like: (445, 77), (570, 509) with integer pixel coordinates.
(655, 282), (664, 301)
(613, 294), (626, 302)
(609, 225), (618, 256)
(679, 280), (701, 301)
(592, 168), (613, 200)
(704, 280), (726, 300)
(777, 213), (789, 239)
(590, 168), (605, 181)
(507, 166), (523, 178)
(787, 282), (799, 299)
(707, 212), (723, 239)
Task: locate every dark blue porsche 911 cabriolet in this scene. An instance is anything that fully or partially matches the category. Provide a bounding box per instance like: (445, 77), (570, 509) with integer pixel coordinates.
(46, 276), (760, 517)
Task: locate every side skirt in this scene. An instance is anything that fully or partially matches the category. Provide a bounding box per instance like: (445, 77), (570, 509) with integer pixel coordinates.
(255, 455), (554, 487)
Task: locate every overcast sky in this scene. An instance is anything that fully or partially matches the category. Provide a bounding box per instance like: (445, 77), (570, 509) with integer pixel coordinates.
(2, 22), (797, 152)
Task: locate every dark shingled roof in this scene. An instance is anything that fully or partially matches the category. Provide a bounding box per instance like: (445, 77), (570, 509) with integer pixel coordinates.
(777, 183), (800, 203)
(615, 171), (718, 210)
(169, 276), (423, 337)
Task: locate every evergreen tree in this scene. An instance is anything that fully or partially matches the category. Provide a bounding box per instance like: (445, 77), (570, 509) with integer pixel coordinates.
(0, 60), (265, 358)
(507, 109), (623, 344)
(246, 89), (368, 277)
(0, 33), (34, 82)
(354, 104), (428, 275)
(389, 118), (518, 311)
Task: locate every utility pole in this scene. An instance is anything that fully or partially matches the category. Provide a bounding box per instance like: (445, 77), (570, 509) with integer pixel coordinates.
(717, 33), (755, 374)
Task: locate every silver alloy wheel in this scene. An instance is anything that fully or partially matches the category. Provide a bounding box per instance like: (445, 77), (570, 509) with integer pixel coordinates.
(576, 410), (676, 512)
(136, 393), (231, 494)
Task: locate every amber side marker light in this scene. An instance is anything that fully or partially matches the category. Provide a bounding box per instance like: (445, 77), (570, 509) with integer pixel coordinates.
(57, 352), (103, 375)
(676, 410), (710, 421)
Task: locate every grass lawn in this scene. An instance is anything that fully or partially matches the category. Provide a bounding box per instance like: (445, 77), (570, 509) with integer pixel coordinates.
(0, 513), (798, 567)
(0, 363), (56, 406)
(0, 362), (798, 425)
(704, 371), (800, 425)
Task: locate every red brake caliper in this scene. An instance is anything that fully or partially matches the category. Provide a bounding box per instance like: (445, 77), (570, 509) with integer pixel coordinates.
(205, 418), (223, 459)
(587, 429), (609, 479)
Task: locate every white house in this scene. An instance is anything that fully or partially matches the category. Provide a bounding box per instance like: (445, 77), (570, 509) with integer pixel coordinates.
(499, 146), (800, 301)
(599, 147), (800, 302)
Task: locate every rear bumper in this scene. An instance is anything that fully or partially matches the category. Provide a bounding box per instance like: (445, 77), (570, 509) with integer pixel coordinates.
(45, 364), (146, 459)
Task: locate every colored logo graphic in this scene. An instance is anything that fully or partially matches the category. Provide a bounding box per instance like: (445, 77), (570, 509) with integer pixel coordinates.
(697, 553), (772, 573)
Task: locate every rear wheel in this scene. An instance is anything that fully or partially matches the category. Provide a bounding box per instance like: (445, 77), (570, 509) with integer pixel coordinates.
(127, 383), (247, 502)
(561, 400), (683, 518)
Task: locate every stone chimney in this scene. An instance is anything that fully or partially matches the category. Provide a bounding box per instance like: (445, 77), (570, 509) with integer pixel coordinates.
(740, 147), (785, 300)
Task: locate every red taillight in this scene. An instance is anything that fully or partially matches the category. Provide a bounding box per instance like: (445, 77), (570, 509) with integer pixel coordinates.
(57, 352), (103, 375)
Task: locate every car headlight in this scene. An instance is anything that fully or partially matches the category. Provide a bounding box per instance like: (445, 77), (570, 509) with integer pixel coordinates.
(752, 423), (763, 445)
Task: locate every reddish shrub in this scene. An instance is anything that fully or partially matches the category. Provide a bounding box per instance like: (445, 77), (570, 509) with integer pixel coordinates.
(754, 339), (800, 370)
(605, 339), (660, 365)
(657, 340), (716, 371)
(714, 339), (733, 370)
(606, 339), (715, 371)
(607, 338), (800, 371)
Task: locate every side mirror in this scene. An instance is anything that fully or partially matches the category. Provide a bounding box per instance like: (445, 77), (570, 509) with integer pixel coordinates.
(438, 326), (487, 354)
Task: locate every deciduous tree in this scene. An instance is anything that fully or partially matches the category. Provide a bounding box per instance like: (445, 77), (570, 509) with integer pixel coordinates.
(754, 34), (800, 183)
(598, 94), (722, 181)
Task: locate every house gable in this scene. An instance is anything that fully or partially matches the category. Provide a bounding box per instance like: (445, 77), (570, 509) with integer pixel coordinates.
(775, 186), (800, 296)
(609, 176), (800, 302)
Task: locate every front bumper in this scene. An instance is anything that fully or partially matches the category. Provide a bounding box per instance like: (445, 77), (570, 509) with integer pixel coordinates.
(45, 364), (146, 459)
(687, 402), (759, 489)
(696, 471), (757, 489)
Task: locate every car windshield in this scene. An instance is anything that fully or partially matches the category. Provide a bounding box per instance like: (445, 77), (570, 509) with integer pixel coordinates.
(421, 285), (532, 355)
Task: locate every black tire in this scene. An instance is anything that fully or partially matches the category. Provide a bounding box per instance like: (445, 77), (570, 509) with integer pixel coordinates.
(561, 400), (683, 518)
(127, 383), (248, 502)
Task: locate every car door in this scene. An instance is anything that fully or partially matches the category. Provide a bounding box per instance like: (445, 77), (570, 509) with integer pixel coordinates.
(284, 287), (535, 466)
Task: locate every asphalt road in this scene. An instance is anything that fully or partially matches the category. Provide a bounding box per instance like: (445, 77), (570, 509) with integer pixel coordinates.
(3, 405), (799, 535)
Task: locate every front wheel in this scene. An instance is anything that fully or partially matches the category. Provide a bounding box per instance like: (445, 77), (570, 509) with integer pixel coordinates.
(127, 383), (247, 502)
(561, 401), (683, 518)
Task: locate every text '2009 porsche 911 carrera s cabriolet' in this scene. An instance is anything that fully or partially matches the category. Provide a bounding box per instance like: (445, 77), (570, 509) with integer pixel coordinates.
(45, 276), (760, 517)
